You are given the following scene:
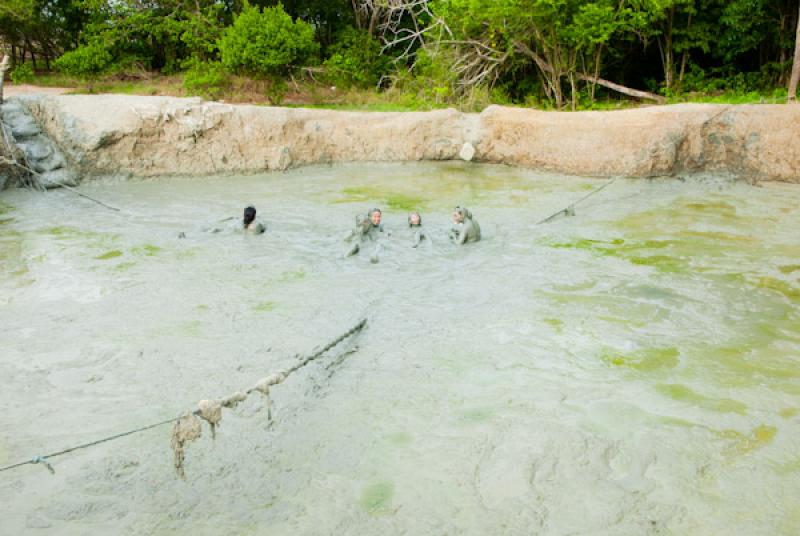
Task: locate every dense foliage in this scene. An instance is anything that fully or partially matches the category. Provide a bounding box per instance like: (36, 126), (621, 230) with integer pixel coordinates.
(2, 0), (799, 107)
(219, 2), (318, 77)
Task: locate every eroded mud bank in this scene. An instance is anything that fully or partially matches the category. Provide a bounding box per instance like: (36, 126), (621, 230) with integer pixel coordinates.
(19, 95), (800, 183)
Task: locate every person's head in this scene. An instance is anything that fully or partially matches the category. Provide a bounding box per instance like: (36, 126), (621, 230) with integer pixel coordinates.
(369, 208), (382, 226)
(408, 212), (422, 227)
(243, 205), (257, 227)
(453, 206), (471, 224)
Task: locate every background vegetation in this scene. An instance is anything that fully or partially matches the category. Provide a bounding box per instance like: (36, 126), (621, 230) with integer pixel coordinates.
(2, 0), (799, 110)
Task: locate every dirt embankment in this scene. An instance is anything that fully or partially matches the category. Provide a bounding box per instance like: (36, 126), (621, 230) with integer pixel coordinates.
(18, 94), (800, 182)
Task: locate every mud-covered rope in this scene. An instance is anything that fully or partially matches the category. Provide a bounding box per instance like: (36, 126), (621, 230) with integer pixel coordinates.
(0, 157), (121, 212)
(0, 417), (177, 474)
(537, 177), (619, 224)
(0, 318), (367, 477)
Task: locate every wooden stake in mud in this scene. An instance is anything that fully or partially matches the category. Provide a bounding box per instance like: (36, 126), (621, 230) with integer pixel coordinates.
(0, 55), (10, 105)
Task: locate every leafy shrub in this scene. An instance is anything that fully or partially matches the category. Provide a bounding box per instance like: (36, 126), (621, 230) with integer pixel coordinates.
(54, 41), (114, 79)
(218, 2), (318, 78)
(183, 59), (228, 100)
(388, 48), (459, 106)
(323, 28), (391, 88)
(10, 62), (34, 84)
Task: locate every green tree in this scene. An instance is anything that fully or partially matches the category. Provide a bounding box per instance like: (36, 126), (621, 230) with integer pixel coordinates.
(52, 38), (113, 88)
(323, 28), (390, 87)
(218, 2), (318, 78)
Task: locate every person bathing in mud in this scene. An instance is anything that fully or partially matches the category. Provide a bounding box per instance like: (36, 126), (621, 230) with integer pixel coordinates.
(241, 205), (266, 234)
(408, 211), (428, 248)
(449, 206), (481, 245)
(187, 205), (266, 237)
(344, 208), (387, 262)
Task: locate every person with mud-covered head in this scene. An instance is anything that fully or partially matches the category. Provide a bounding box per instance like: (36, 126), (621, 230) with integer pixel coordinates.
(449, 206), (481, 245)
(344, 208), (387, 261)
(408, 211), (428, 248)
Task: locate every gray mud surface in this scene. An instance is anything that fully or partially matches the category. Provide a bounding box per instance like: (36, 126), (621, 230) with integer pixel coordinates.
(1, 162), (798, 535)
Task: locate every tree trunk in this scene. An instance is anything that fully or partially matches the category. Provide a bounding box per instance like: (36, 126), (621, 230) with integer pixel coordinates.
(591, 46), (602, 103)
(678, 13), (692, 89)
(679, 51), (688, 86)
(576, 72), (666, 103)
(657, 6), (675, 91)
(569, 73), (577, 111)
(513, 40), (665, 103)
(789, 5), (800, 102)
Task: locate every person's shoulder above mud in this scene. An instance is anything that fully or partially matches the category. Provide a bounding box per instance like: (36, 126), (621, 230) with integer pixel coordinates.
(450, 206), (481, 245)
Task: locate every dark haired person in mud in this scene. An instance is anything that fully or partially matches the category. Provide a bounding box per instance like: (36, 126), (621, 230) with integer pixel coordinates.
(242, 205), (266, 234)
(183, 205), (266, 237)
(344, 208), (387, 262)
(449, 206), (481, 245)
(408, 211), (428, 248)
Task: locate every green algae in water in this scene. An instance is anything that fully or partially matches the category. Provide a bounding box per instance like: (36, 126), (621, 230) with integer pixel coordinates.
(753, 277), (800, 302)
(656, 383), (748, 415)
(278, 269), (306, 282)
(602, 347), (680, 372)
(690, 339), (800, 390)
(359, 481), (394, 516)
(95, 250), (123, 260)
(253, 301), (277, 312)
(179, 320), (203, 336)
(628, 255), (688, 273)
(773, 456), (800, 475)
(543, 317), (564, 333)
(779, 265), (800, 275)
(460, 407), (494, 423)
(546, 237), (690, 274)
(335, 187), (424, 211)
(385, 432), (413, 446)
(684, 201), (737, 214)
(111, 261), (137, 272)
(132, 244), (162, 256)
(716, 425), (777, 456)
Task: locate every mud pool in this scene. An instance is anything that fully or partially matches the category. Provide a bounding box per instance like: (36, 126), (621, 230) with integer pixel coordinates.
(0, 162), (798, 535)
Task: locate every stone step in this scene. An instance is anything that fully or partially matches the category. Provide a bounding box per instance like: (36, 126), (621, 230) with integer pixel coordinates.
(38, 168), (78, 189)
(31, 151), (65, 173)
(9, 118), (41, 139)
(18, 138), (54, 161)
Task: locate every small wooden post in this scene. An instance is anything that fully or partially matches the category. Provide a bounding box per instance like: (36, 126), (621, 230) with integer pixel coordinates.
(0, 55), (11, 105)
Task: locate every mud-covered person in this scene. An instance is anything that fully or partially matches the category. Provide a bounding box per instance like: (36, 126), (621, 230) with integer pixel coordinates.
(241, 205), (266, 234)
(407, 211), (428, 248)
(185, 205), (266, 237)
(449, 206), (481, 245)
(344, 208), (387, 262)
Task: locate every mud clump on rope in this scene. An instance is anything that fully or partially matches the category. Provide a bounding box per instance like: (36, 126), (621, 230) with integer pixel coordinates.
(196, 400), (223, 439)
(0, 318), (366, 477)
(171, 414), (202, 479)
(172, 318), (366, 478)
